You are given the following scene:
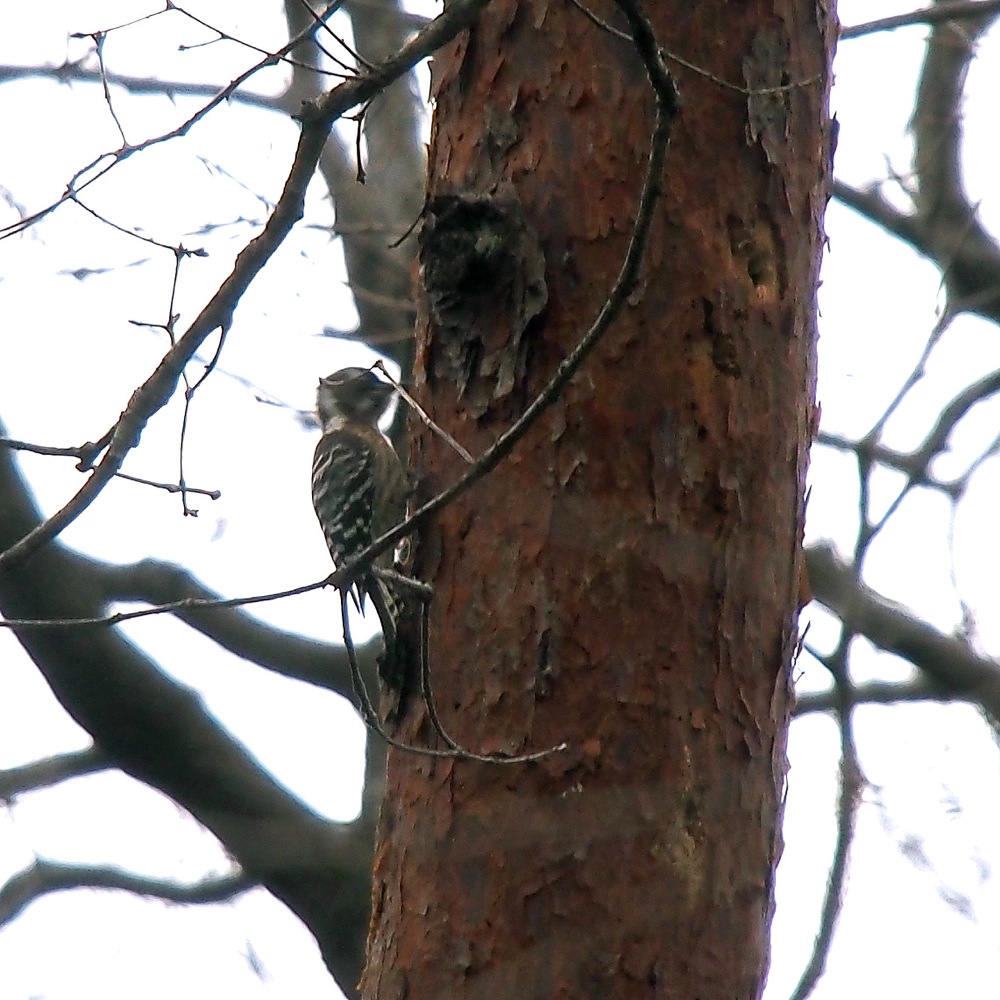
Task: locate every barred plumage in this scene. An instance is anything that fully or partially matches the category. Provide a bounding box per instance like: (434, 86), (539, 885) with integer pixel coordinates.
(311, 368), (406, 610)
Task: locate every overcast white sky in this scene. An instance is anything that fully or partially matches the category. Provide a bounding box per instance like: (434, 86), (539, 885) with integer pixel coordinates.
(2, 2), (1000, 998)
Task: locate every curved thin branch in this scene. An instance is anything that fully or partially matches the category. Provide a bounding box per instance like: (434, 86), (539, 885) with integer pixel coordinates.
(0, 859), (252, 929)
(91, 557), (372, 696)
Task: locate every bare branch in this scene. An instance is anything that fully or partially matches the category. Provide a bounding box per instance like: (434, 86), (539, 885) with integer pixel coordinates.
(805, 545), (1000, 719)
(0, 859), (252, 929)
(841, 0), (1000, 40)
(794, 676), (960, 716)
(815, 431), (959, 496)
(834, 176), (1000, 324)
(90, 557), (366, 696)
(789, 634), (863, 1000)
(0, 436), (220, 500)
(373, 361), (474, 464)
(0, 6), (341, 242)
(0, 576), (330, 628)
(0, 747), (112, 801)
(340, 589), (566, 762)
(0, 62), (286, 112)
(816, 365), (1000, 527)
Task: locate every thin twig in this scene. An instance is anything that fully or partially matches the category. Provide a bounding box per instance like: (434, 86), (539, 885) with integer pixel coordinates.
(340, 589), (563, 762)
(177, 325), (229, 516)
(407, 577), (560, 761)
(567, 0), (819, 96)
(372, 361), (474, 463)
(293, 0), (373, 72)
(171, 0), (356, 76)
(90, 31), (128, 145)
(0, 437), (220, 499)
(69, 4), (169, 37)
(0, 577), (331, 629)
(70, 194), (207, 255)
(419, 596), (462, 752)
(114, 471), (221, 499)
(0, 1), (349, 242)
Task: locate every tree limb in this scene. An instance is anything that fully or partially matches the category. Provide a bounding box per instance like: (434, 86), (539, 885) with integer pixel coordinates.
(794, 676), (960, 716)
(841, 0), (1000, 39)
(0, 747), (112, 801)
(805, 545), (1000, 719)
(88, 556), (373, 695)
(0, 859), (253, 929)
(0, 61), (287, 111)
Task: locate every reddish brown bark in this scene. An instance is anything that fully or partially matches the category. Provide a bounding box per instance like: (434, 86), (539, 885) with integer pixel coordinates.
(363, 1), (834, 997)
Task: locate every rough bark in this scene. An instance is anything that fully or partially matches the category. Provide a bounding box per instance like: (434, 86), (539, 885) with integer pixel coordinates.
(363, 0), (833, 998)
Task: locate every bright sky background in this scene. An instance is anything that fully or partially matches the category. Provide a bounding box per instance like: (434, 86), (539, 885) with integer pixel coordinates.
(1, 2), (999, 998)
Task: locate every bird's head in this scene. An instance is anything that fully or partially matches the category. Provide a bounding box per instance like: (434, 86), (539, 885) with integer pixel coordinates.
(316, 367), (396, 430)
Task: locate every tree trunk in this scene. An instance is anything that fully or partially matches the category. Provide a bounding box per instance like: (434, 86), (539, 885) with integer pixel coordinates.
(363, 1), (834, 997)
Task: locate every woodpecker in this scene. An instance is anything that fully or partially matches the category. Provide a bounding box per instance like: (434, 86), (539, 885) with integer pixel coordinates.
(311, 367), (407, 617)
